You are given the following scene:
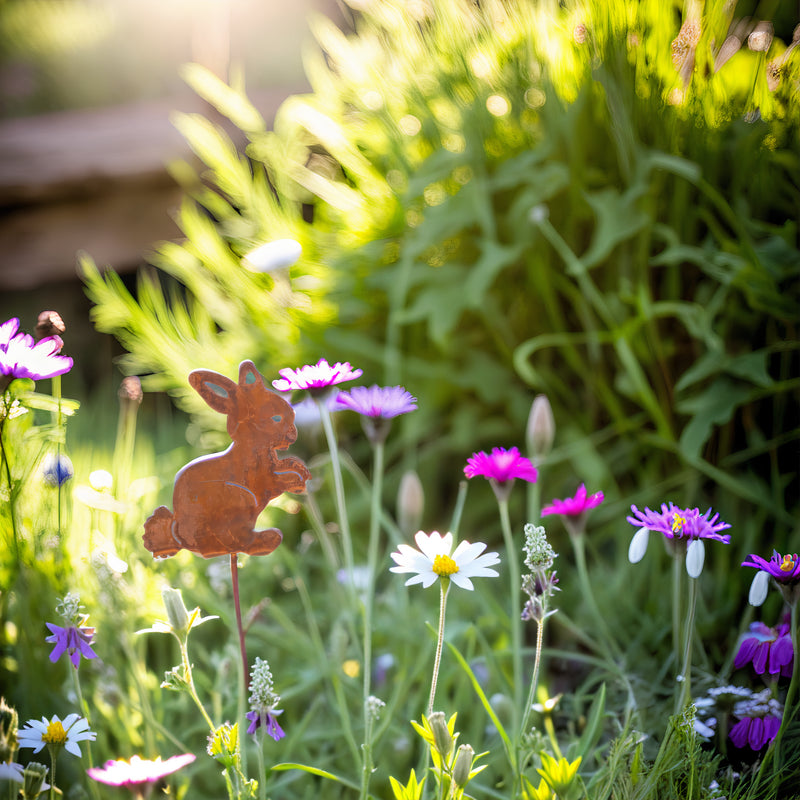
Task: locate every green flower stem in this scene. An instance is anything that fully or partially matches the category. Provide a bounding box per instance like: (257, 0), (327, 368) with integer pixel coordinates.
(48, 744), (57, 800)
(773, 599), (799, 769)
(52, 374), (63, 541)
(359, 703), (376, 800)
(177, 637), (215, 733)
(498, 497), (522, 729)
(569, 531), (622, 662)
(449, 480), (468, 539)
(0, 408), (19, 563)
(519, 616), (545, 742)
(428, 579), (451, 717)
(254, 732), (267, 800)
(526, 473), (541, 530)
(71, 668), (101, 800)
(316, 397), (355, 592)
(676, 574), (698, 713)
(672, 554), (683, 669)
(230, 555), (249, 780)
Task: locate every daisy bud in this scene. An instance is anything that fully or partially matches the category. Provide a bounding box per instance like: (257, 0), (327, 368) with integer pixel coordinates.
(686, 539), (705, 578)
(22, 762), (48, 798)
(397, 470), (425, 536)
(628, 528), (649, 564)
(161, 587), (191, 637)
(747, 21), (773, 53)
(526, 394), (555, 461)
(748, 570), (770, 607)
(427, 712), (454, 762)
(452, 744), (475, 789)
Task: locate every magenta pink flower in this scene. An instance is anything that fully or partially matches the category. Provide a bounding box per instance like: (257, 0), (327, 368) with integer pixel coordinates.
(464, 447), (538, 485)
(0, 317), (72, 385)
(627, 503), (731, 543)
(87, 754), (195, 788)
(541, 484), (604, 518)
(742, 550), (800, 606)
(272, 358), (362, 394)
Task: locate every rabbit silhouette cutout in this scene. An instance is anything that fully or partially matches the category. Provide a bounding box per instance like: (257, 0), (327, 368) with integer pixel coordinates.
(143, 360), (311, 559)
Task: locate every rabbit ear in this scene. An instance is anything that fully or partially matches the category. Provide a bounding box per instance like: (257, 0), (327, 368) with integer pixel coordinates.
(189, 369), (238, 415)
(238, 360), (264, 388)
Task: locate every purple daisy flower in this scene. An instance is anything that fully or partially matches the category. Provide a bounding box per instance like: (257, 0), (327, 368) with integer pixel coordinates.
(335, 385), (417, 419)
(729, 691), (783, 751)
(541, 484), (604, 518)
(742, 550), (800, 607)
(45, 622), (98, 669)
(627, 502), (731, 578)
(87, 753), (195, 787)
(734, 620), (793, 677)
(272, 358), (362, 395)
(0, 317), (73, 386)
(464, 447), (538, 485)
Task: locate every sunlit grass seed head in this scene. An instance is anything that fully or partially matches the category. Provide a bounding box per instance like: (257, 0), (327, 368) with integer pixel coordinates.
(389, 530), (500, 590)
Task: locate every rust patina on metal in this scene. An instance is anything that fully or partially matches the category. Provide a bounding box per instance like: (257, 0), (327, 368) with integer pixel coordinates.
(143, 360), (311, 559)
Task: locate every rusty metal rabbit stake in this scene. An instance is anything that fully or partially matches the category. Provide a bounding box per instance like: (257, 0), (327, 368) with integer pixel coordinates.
(143, 360), (311, 684)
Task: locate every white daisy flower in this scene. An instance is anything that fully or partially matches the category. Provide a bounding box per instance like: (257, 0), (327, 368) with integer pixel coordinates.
(390, 530), (500, 591)
(17, 713), (96, 758)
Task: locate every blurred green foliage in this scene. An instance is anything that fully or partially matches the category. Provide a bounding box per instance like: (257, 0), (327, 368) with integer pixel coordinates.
(82, 0), (799, 540)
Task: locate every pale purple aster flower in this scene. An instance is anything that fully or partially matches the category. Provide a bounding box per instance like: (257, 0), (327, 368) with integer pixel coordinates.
(541, 485), (604, 518)
(45, 621), (98, 668)
(734, 620), (793, 677)
(272, 359), (362, 394)
(742, 550), (800, 607)
(0, 318), (72, 384)
(464, 447), (538, 484)
(627, 502), (730, 577)
(335, 385), (417, 419)
(729, 691), (782, 751)
(87, 754), (195, 787)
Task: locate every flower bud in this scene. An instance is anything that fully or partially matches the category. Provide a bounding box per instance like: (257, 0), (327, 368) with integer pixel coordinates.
(118, 376), (143, 406)
(526, 395), (555, 461)
(161, 587), (191, 637)
(0, 698), (18, 763)
(452, 744), (474, 789)
(397, 470), (424, 536)
(748, 21), (773, 52)
(34, 311), (65, 341)
(22, 762), (49, 798)
(42, 453), (74, 488)
(427, 712), (453, 762)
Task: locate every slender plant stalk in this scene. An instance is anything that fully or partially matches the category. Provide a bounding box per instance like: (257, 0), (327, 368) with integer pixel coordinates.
(676, 575), (698, 712)
(498, 497), (522, 729)
(772, 599), (799, 770)
(316, 398), (355, 590)
(71, 668), (101, 800)
(48, 745), (57, 800)
(359, 702), (376, 800)
(428, 579), (451, 717)
(178, 638), (215, 732)
(519, 617), (545, 740)
(52, 374), (63, 542)
(254, 733), (267, 800)
(0, 411), (19, 562)
(672, 554), (683, 669)
(230, 554), (250, 781)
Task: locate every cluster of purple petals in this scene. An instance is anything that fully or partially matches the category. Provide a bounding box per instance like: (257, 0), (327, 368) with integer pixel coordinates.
(626, 502), (731, 543)
(729, 707), (782, 751)
(0, 317), (73, 383)
(734, 621), (793, 677)
(245, 709), (285, 741)
(45, 623), (97, 669)
(272, 359), (362, 392)
(742, 550), (800, 582)
(335, 385), (417, 419)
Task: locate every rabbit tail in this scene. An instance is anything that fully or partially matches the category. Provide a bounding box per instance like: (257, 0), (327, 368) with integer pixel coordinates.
(143, 506), (181, 558)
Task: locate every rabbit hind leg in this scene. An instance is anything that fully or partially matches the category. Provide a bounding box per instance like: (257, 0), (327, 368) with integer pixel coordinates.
(241, 527), (283, 556)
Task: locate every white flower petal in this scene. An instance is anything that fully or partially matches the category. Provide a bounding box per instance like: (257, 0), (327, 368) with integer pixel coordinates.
(748, 570), (770, 607)
(450, 573), (475, 591)
(686, 539), (705, 578)
(452, 540), (485, 561)
(628, 528), (650, 564)
(416, 530), (452, 560)
(64, 740), (83, 757)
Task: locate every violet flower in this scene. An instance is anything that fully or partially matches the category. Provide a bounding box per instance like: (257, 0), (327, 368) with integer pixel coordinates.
(729, 690), (783, 750)
(246, 657), (285, 741)
(0, 317), (72, 389)
(742, 550), (800, 607)
(336, 384), (417, 443)
(734, 620), (793, 677)
(627, 502), (731, 577)
(45, 621), (98, 669)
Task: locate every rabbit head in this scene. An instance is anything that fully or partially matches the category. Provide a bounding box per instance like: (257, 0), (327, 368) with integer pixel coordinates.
(189, 360), (297, 449)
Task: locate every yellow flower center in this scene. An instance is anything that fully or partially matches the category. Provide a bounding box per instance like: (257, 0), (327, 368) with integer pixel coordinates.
(671, 513), (686, 534)
(43, 720), (67, 746)
(432, 554), (459, 577)
(780, 554), (796, 572)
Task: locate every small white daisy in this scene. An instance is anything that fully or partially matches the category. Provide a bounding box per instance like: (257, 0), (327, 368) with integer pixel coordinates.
(390, 530), (500, 591)
(17, 713), (96, 758)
